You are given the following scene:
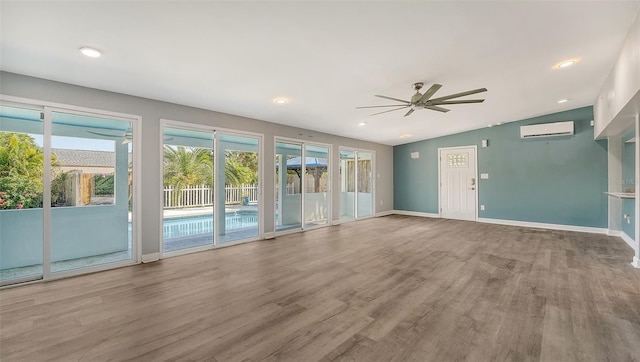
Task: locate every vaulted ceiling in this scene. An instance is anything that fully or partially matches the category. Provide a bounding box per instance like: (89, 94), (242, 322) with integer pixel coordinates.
(1, 1), (639, 145)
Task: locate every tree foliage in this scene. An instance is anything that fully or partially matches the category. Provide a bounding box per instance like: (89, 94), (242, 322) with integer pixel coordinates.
(94, 174), (115, 196)
(0, 133), (47, 209)
(163, 146), (213, 188)
(163, 146), (258, 187)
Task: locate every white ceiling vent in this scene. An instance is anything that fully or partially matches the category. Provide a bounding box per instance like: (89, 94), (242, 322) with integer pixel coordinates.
(520, 121), (574, 139)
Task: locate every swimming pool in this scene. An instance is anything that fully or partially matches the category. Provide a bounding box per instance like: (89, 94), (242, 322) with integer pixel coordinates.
(163, 210), (258, 246)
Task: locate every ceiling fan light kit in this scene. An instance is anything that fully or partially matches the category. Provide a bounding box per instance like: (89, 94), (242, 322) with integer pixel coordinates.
(357, 82), (487, 117)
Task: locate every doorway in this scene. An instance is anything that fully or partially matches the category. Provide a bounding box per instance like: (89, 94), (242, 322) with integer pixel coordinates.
(161, 121), (262, 257)
(438, 146), (477, 221)
(339, 148), (375, 222)
(275, 140), (331, 234)
(1, 102), (139, 286)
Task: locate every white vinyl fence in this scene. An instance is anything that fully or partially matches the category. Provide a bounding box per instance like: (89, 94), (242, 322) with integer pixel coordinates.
(164, 183), (296, 208)
(164, 184), (257, 208)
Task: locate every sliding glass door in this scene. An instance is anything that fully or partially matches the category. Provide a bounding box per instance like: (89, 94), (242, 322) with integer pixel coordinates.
(50, 111), (135, 273)
(275, 140), (331, 233)
(0, 105), (45, 285)
(218, 133), (260, 244)
(1, 103), (138, 286)
(162, 123), (261, 254)
(356, 151), (374, 218)
(340, 149), (356, 222)
(340, 147), (375, 222)
(304, 145), (330, 227)
(275, 141), (302, 232)
(162, 126), (214, 253)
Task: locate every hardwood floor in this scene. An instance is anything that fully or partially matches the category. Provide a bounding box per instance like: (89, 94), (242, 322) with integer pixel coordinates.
(1, 215), (640, 361)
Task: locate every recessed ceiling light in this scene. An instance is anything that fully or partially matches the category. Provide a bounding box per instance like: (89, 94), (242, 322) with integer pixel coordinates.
(558, 60), (576, 68)
(487, 124), (494, 128)
(399, 134), (412, 138)
(79, 46), (102, 58)
(273, 97), (289, 105)
(358, 122), (367, 126)
(496, 122), (504, 126)
(555, 59), (578, 69)
(557, 99), (569, 104)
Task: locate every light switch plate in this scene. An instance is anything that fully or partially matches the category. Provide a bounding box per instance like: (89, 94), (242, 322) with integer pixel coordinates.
(480, 173), (489, 179)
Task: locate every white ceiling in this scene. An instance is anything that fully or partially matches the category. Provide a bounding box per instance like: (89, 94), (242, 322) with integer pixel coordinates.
(1, 1), (639, 146)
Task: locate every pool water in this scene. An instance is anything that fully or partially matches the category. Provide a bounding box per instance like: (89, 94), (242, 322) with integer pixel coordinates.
(163, 211), (258, 250)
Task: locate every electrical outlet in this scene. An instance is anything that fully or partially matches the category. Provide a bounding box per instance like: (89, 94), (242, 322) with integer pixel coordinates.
(480, 205), (485, 211)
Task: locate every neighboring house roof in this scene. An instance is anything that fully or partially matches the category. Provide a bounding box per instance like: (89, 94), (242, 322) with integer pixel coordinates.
(53, 149), (115, 167)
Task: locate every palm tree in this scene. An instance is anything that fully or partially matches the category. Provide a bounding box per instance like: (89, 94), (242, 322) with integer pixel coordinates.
(163, 146), (214, 189)
(163, 146), (261, 187)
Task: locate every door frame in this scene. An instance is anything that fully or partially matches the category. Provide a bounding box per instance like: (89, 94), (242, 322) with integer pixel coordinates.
(0, 95), (141, 286)
(338, 146), (376, 222)
(437, 145), (478, 221)
(273, 136), (333, 236)
(160, 119), (264, 258)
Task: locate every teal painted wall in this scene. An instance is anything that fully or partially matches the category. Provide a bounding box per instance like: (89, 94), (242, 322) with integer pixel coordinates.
(622, 131), (635, 239)
(394, 106), (608, 228)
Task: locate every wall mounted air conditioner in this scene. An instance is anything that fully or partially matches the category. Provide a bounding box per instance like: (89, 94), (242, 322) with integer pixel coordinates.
(520, 121), (574, 139)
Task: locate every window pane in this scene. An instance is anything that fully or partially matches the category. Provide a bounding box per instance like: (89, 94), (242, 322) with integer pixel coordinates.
(0, 105), (44, 284)
(357, 151), (374, 218)
(50, 111), (133, 272)
(304, 145), (329, 227)
(218, 134), (259, 243)
(162, 126), (214, 253)
(340, 149), (356, 222)
(276, 141), (302, 231)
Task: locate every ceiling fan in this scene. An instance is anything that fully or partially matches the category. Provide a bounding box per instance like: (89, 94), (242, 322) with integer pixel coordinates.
(87, 129), (173, 144)
(357, 82), (487, 117)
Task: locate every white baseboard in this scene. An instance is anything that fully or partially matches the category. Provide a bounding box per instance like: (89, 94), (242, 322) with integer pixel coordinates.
(392, 210), (440, 218)
(621, 231), (636, 251)
(264, 232), (276, 240)
(141, 252), (160, 263)
(632, 256), (640, 268)
(608, 230), (622, 237)
(477, 218), (608, 235)
(376, 210), (393, 217)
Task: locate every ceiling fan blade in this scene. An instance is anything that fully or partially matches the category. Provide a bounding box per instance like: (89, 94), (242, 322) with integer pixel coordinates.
(424, 105), (450, 113)
(370, 105), (410, 116)
(403, 108), (415, 117)
(428, 88), (488, 103)
(429, 99), (485, 105)
(417, 84), (442, 103)
(375, 95), (410, 104)
(87, 130), (123, 138)
(356, 104), (410, 109)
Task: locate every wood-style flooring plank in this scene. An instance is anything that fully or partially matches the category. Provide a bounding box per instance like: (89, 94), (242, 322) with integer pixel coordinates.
(1, 215), (640, 361)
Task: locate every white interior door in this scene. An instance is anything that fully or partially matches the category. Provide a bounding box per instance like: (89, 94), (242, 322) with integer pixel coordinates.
(439, 146), (477, 221)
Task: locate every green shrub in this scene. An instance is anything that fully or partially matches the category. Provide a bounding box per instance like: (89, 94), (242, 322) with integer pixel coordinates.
(0, 176), (43, 209)
(94, 174), (114, 195)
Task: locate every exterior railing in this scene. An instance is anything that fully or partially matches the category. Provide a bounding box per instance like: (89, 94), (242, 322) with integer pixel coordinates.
(163, 184), (294, 208)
